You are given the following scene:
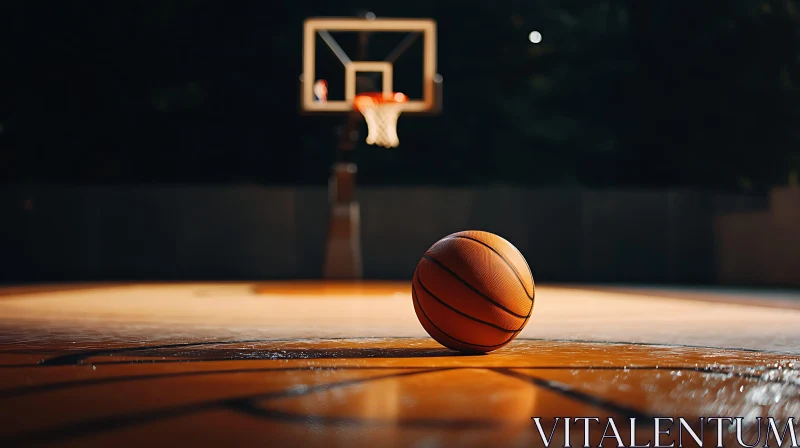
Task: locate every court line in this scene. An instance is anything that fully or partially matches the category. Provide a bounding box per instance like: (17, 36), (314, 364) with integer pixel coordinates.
(0, 364), (797, 399)
(36, 339), (317, 366)
(495, 368), (656, 421)
(518, 337), (800, 356)
(229, 403), (504, 429)
(2, 335), (797, 369)
(1, 364), (793, 400)
(2, 363), (798, 444)
(0, 368), (445, 445)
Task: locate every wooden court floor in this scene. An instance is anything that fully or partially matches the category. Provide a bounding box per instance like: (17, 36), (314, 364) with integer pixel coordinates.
(0, 282), (798, 447)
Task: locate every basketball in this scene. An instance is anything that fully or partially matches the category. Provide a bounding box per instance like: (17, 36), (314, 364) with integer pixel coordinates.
(412, 230), (535, 353)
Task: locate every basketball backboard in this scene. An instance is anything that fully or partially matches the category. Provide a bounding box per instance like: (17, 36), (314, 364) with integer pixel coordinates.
(300, 17), (442, 115)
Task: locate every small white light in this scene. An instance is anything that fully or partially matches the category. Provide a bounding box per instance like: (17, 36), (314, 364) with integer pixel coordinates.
(365, 12), (376, 21)
(529, 31), (542, 43)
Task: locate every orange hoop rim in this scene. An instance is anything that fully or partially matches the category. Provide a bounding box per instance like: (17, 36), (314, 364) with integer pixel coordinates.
(353, 92), (408, 111)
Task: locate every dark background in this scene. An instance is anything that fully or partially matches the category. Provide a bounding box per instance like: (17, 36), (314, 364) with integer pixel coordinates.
(1, 1), (798, 285)
(2, 1), (798, 190)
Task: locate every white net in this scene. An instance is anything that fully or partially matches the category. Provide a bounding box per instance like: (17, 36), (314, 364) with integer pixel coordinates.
(354, 93), (407, 148)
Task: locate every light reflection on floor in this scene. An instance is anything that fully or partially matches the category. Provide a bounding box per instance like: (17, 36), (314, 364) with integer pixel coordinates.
(0, 282), (798, 447)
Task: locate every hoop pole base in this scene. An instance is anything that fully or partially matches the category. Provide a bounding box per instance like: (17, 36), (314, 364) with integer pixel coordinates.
(323, 163), (363, 280)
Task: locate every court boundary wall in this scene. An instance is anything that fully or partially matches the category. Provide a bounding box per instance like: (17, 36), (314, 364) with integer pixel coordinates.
(1, 186), (793, 286)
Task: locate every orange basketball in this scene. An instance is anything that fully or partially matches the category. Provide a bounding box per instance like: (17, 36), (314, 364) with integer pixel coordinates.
(412, 230), (535, 353)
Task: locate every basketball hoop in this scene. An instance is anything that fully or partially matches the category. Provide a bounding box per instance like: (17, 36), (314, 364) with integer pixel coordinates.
(353, 92), (407, 148)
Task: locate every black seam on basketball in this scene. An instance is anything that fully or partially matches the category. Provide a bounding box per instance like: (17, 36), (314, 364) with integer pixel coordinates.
(442, 235), (534, 300)
(415, 275), (523, 333)
(412, 283), (517, 349)
(421, 254), (530, 319)
(522, 257), (535, 296)
(507, 306), (532, 342)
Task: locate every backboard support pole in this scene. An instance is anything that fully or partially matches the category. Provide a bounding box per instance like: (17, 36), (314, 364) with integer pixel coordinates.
(323, 13), (372, 280)
(323, 163), (363, 279)
(308, 13), (440, 279)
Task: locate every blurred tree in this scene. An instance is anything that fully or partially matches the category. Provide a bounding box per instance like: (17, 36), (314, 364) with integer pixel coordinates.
(480, 0), (637, 186)
(1, 0), (798, 189)
(449, 0), (800, 190)
(617, 0), (800, 190)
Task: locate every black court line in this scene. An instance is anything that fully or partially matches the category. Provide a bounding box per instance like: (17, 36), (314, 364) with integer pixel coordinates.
(517, 337), (800, 357)
(34, 337), (437, 367)
(36, 339), (294, 366)
(45, 347), (465, 365)
(2, 336), (798, 370)
(0, 366), (436, 399)
(3, 363), (799, 444)
(228, 403), (504, 429)
(1, 363), (795, 400)
(1, 368), (445, 445)
(495, 368), (656, 422)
